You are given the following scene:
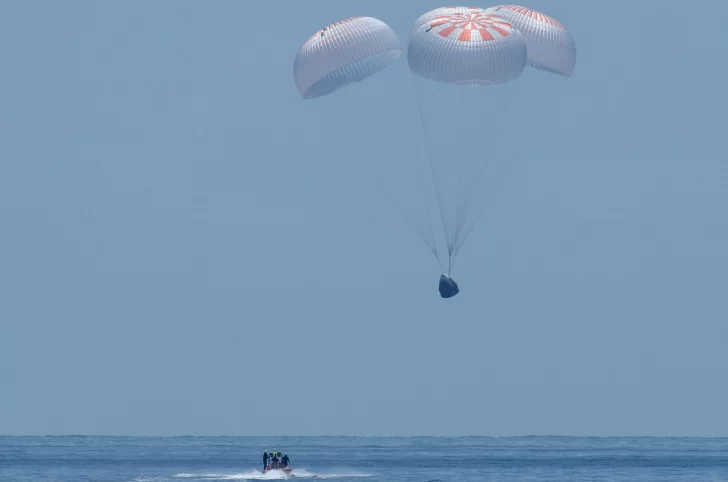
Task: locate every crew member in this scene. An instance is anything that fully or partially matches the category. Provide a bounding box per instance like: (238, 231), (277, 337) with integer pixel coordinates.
(281, 453), (290, 468)
(263, 450), (269, 471)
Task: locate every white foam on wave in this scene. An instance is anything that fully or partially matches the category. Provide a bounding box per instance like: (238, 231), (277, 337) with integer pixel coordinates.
(168, 469), (372, 480)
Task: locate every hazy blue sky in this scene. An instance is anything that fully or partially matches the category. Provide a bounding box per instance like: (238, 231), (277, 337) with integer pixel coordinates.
(1, 0), (727, 437)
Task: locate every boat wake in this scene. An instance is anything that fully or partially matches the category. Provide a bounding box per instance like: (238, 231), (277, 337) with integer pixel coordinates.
(135, 469), (372, 481)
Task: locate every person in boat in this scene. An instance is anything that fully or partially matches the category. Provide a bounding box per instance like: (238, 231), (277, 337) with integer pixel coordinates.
(263, 450), (269, 471)
(281, 453), (290, 468)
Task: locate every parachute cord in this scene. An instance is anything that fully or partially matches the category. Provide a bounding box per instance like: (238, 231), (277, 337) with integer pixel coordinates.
(407, 83), (442, 268)
(451, 133), (523, 260)
(454, 80), (571, 259)
(451, 86), (469, 256)
(393, 77), (443, 269)
(452, 193), (492, 261)
(422, 164), (443, 270)
(451, 84), (519, 260)
(411, 74), (452, 255)
(453, 86), (486, 258)
(363, 160), (442, 267)
(393, 70), (442, 266)
(450, 143), (494, 259)
(451, 153), (507, 259)
(337, 81), (442, 270)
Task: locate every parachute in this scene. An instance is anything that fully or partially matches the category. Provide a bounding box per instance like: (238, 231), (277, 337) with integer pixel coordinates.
(293, 17), (403, 99)
(409, 6), (485, 38)
(406, 7), (528, 297)
(408, 9), (526, 86)
(294, 7), (576, 299)
(483, 5), (576, 77)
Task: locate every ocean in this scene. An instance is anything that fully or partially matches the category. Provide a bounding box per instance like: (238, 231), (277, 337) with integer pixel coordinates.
(2, 436), (728, 481)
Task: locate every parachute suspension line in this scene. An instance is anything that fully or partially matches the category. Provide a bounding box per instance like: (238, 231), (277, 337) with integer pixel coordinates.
(411, 77), (477, 274)
(449, 137), (491, 262)
(411, 74), (453, 261)
(416, 147), (446, 273)
(452, 188), (494, 260)
(415, 86), (451, 254)
(451, 85), (474, 261)
(439, 84), (498, 272)
(405, 81), (443, 271)
(416, 124), (443, 271)
(451, 149), (510, 261)
(449, 154), (498, 262)
(347, 117), (442, 269)
(451, 129), (522, 261)
(450, 84), (519, 262)
(374, 72), (443, 271)
(375, 175), (443, 267)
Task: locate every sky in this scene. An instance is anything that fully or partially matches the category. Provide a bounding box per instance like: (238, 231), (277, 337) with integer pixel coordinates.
(1, 0), (727, 437)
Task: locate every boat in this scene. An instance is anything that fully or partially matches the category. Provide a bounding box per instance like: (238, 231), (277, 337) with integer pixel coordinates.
(263, 465), (292, 474)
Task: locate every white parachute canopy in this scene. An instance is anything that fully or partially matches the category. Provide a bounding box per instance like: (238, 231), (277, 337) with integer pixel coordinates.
(407, 7), (527, 273)
(293, 17), (403, 99)
(484, 5), (577, 77)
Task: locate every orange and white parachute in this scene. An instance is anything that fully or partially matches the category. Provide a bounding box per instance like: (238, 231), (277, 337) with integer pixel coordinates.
(408, 6), (527, 85)
(484, 5), (576, 77)
(403, 7), (530, 274)
(409, 6), (483, 38)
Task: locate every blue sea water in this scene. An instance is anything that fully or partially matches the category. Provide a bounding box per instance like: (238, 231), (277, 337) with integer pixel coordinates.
(2, 436), (728, 481)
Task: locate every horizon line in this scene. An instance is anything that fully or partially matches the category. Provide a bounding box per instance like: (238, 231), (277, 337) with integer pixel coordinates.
(2, 434), (727, 438)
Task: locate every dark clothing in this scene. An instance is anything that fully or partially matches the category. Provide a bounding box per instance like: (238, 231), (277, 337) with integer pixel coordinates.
(282, 455), (290, 467)
(439, 274), (459, 298)
(263, 453), (268, 470)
